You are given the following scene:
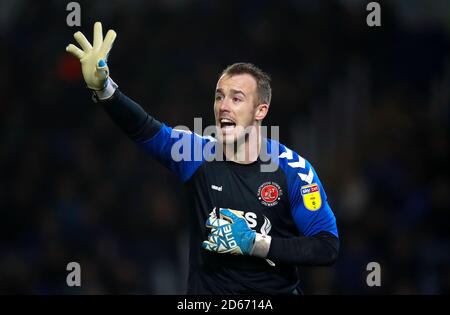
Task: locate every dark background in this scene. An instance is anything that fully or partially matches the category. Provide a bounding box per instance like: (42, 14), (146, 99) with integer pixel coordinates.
(0, 0), (448, 294)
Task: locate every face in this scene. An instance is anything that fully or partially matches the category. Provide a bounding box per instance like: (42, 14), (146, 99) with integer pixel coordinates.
(214, 73), (268, 143)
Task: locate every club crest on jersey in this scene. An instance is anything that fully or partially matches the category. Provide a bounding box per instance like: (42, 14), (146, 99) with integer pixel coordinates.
(257, 182), (282, 207)
(301, 183), (322, 211)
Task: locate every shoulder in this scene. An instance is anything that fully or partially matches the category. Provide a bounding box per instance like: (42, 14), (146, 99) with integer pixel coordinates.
(162, 125), (217, 143)
(265, 138), (315, 186)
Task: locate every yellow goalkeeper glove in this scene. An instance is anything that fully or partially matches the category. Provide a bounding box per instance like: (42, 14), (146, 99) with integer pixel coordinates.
(66, 22), (117, 90)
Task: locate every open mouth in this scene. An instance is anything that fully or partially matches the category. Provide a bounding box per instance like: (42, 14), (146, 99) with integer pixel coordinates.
(220, 118), (236, 132)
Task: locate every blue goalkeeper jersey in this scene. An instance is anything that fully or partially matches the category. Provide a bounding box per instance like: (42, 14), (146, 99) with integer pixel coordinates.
(137, 124), (338, 294)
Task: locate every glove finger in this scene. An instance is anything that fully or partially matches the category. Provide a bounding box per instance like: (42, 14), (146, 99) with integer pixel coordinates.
(66, 44), (84, 59)
(208, 234), (219, 244)
(206, 218), (229, 229)
(219, 208), (241, 223)
(205, 207), (218, 228)
(205, 217), (215, 229)
(205, 215), (216, 228)
(202, 240), (216, 252)
(93, 21), (103, 50)
(208, 207), (217, 219)
(94, 59), (109, 84)
(100, 29), (117, 58)
(208, 218), (231, 230)
(74, 31), (92, 51)
(97, 59), (108, 70)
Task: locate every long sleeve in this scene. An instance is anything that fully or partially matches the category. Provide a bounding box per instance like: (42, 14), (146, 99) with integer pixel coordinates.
(269, 140), (339, 266)
(267, 231), (339, 266)
(96, 89), (211, 182)
(99, 89), (162, 142)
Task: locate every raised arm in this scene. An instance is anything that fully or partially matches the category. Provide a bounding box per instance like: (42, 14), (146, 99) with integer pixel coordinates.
(66, 22), (162, 141)
(66, 22), (209, 182)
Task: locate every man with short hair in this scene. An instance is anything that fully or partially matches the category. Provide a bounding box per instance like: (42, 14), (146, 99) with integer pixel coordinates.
(66, 22), (339, 294)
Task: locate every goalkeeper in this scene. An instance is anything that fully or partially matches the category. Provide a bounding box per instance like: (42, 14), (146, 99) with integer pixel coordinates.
(66, 22), (339, 294)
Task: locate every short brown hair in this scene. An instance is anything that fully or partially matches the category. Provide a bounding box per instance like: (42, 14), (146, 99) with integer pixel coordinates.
(220, 62), (272, 106)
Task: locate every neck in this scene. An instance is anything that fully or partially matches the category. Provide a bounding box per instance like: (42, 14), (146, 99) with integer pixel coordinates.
(224, 125), (262, 164)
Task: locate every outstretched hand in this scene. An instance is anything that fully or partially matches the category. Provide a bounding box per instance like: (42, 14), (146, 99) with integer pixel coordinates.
(66, 22), (116, 90)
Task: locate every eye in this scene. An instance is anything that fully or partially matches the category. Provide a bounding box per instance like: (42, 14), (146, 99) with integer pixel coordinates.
(215, 95), (223, 101)
(233, 97), (242, 103)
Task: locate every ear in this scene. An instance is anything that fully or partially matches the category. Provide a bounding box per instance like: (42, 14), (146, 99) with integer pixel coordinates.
(255, 103), (269, 121)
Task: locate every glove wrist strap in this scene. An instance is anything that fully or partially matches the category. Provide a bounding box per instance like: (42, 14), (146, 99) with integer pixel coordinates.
(250, 233), (272, 258)
(93, 78), (118, 101)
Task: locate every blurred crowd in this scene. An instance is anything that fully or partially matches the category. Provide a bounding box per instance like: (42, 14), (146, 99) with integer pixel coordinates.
(0, 0), (449, 294)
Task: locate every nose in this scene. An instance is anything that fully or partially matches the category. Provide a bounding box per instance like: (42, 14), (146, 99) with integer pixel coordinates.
(219, 96), (232, 113)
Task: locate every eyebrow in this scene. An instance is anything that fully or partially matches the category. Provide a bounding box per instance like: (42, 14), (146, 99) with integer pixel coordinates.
(230, 89), (246, 97)
(215, 88), (246, 97)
